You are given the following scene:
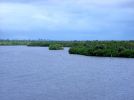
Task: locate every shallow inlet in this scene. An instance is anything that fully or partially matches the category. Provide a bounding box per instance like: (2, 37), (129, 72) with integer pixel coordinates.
(0, 46), (134, 100)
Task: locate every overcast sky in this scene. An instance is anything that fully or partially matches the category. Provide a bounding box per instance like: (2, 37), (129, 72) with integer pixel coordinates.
(0, 0), (134, 40)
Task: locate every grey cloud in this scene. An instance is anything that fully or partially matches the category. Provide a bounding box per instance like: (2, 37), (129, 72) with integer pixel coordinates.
(0, 0), (134, 40)
(119, 0), (134, 8)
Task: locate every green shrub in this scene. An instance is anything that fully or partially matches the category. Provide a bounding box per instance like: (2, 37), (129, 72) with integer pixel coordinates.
(119, 50), (134, 58)
(49, 44), (63, 50)
(95, 44), (105, 49)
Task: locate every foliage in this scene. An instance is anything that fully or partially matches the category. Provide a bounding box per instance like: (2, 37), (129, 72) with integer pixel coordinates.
(0, 40), (134, 58)
(69, 41), (134, 58)
(49, 44), (63, 50)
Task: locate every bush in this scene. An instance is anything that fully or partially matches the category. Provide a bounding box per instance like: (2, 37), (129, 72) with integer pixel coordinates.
(119, 50), (134, 58)
(95, 44), (105, 49)
(49, 44), (63, 50)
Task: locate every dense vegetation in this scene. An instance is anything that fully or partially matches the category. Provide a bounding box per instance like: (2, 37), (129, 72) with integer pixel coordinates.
(0, 40), (134, 58)
(0, 40), (78, 47)
(69, 41), (134, 58)
(49, 44), (64, 50)
(0, 40), (30, 45)
(27, 41), (74, 47)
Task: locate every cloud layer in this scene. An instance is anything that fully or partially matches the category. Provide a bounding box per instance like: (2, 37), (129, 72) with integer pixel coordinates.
(0, 0), (134, 40)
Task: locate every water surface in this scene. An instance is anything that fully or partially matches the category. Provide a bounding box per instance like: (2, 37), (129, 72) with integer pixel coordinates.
(0, 46), (134, 100)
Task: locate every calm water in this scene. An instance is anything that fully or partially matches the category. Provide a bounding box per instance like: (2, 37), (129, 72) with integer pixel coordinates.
(0, 46), (134, 100)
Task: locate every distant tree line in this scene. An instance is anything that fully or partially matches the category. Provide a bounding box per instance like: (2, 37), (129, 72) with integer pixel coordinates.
(0, 40), (134, 58)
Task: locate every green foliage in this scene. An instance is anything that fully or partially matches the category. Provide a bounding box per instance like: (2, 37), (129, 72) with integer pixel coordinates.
(27, 42), (49, 47)
(0, 40), (30, 45)
(119, 50), (134, 58)
(0, 40), (74, 47)
(49, 44), (63, 50)
(0, 40), (134, 58)
(69, 41), (134, 58)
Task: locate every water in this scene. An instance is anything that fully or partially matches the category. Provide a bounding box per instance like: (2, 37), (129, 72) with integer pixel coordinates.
(0, 46), (134, 100)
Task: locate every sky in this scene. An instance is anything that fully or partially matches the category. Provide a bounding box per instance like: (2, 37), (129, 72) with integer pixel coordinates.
(0, 0), (134, 40)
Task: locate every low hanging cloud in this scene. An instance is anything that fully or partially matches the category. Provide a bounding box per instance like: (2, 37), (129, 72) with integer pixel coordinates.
(0, 0), (134, 40)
